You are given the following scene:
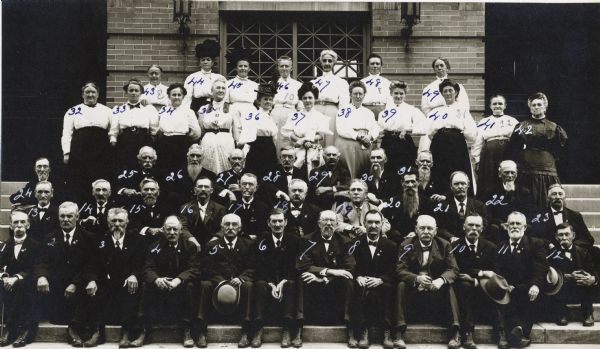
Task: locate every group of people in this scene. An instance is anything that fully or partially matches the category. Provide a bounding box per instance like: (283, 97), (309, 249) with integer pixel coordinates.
(4, 41), (596, 349)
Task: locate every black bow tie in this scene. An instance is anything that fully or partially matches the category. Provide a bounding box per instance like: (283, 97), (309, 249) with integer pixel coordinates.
(553, 210), (563, 215)
(38, 207), (48, 212)
(368, 240), (377, 247)
(421, 245), (431, 251)
(128, 103), (141, 109)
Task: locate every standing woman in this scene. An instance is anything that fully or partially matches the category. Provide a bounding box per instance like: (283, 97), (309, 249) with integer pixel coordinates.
(422, 79), (478, 195)
(109, 78), (159, 171)
(198, 77), (235, 174)
(281, 82), (331, 173)
(361, 53), (390, 118)
(335, 80), (380, 179)
(311, 50), (350, 146)
(225, 47), (258, 142)
(61, 81), (113, 202)
(141, 64), (169, 111)
(156, 83), (202, 174)
(472, 94), (518, 196)
(377, 81), (427, 172)
(183, 39), (225, 113)
(506, 92), (568, 209)
(271, 55), (303, 157)
(237, 84), (279, 177)
(421, 57), (470, 115)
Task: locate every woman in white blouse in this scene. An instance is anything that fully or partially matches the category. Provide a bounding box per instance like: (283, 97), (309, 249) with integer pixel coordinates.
(272, 55), (302, 158)
(156, 83), (202, 174)
(422, 79), (478, 195)
(281, 82), (331, 173)
(237, 84), (279, 177)
(377, 80), (427, 172)
(141, 64), (169, 111)
(421, 57), (470, 115)
(109, 78), (159, 170)
(472, 94), (518, 195)
(183, 39), (225, 113)
(311, 49), (350, 146)
(198, 77), (235, 174)
(225, 48), (258, 142)
(61, 81), (113, 201)
(335, 80), (380, 179)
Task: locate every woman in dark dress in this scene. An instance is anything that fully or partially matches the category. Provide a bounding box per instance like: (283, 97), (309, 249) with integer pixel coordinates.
(506, 92), (568, 209)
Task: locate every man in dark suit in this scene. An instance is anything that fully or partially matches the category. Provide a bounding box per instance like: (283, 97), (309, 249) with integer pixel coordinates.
(435, 171), (488, 243)
(349, 209), (397, 349)
(530, 184), (595, 249)
(226, 173), (269, 240)
(308, 146), (351, 209)
(336, 180), (391, 239)
(78, 179), (116, 236)
(254, 209), (303, 348)
(179, 177), (226, 248)
(494, 211), (548, 349)
(9, 157), (67, 206)
(395, 215), (460, 349)
(416, 150), (439, 199)
(88, 208), (146, 347)
(214, 149), (251, 205)
(260, 146), (308, 206)
(546, 223), (597, 326)
(284, 179), (321, 238)
(0, 211), (44, 347)
(296, 210), (356, 346)
(480, 161), (534, 244)
(357, 148), (401, 204)
(382, 169), (435, 243)
(140, 215), (201, 347)
(24, 181), (60, 242)
(38, 201), (97, 346)
(128, 178), (169, 244)
(199, 214), (256, 348)
(451, 214), (498, 349)
(114, 145), (160, 207)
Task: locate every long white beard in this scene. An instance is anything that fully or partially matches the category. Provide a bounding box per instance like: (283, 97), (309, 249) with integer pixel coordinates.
(503, 181), (516, 192)
(187, 164), (202, 180)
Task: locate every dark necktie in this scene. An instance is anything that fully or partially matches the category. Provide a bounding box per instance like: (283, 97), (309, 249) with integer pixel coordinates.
(458, 202), (465, 218)
(65, 233), (71, 244)
(368, 240), (377, 247)
(276, 240), (281, 248)
(553, 211), (563, 215)
(511, 242), (518, 254)
(422, 245), (431, 251)
(115, 240), (121, 250)
(469, 244), (476, 252)
(128, 103), (141, 109)
(227, 242), (234, 250)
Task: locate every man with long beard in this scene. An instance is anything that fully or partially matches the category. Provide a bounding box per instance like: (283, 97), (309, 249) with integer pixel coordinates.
(357, 148), (401, 204)
(415, 151), (439, 200)
(382, 169), (434, 244)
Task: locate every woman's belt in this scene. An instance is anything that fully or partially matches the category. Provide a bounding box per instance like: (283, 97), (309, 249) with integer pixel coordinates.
(121, 127), (149, 135)
(384, 130), (411, 136)
(205, 128), (230, 134)
(486, 136), (509, 142)
(315, 100), (337, 106)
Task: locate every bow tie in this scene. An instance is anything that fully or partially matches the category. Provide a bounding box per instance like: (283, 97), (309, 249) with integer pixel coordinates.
(38, 207), (48, 212)
(553, 211), (563, 215)
(367, 240), (377, 247)
(421, 245), (432, 251)
(14, 239), (25, 245)
(128, 103), (141, 109)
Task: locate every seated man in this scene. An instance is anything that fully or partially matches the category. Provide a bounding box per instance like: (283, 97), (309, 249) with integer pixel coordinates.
(0, 211), (44, 347)
(451, 214), (498, 349)
(349, 210), (397, 349)
(336, 180), (390, 239)
(357, 148), (401, 204)
(214, 149), (250, 205)
(254, 209), (303, 348)
(78, 179), (116, 236)
(395, 215), (460, 349)
(114, 146), (160, 207)
(10, 157), (66, 206)
(128, 178), (169, 244)
(495, 211), (548, 349)
(296, 211), (356, 345)
(415, 150), (438, 200)
(260, 146), (308, 206)
(25, 181), (60, 242)
(225, 173), (269, 240)
(308, 146), (351, 209)
(546, 223), (596, 327)
(284, 179), (321, 238)
(140, 216), (201, 347)
(199, 214), (255, 348)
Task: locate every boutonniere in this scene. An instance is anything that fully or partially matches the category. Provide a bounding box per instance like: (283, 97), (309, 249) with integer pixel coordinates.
(376, 251), (382, 257)
(20, 248), (27, 254)
(331, 257), (337, 266)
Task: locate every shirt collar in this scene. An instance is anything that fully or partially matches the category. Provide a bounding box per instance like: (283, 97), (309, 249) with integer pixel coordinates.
(197, 201), (209, 210)
(454, 197), (467, 207)
(420, 241), (432, 249)
(510, 238), (522, 246)
(112, 234), (125, 245)
(38, 203), (50, 210)
(242, 197), (254, 205)
(14, 235), (27, 245)
(225, 237), (237, 247)
(465, 238), (478, 248)
(272, 234), (283, 245)
(322, 71), (334, 78)
(63, 228), (76, 237)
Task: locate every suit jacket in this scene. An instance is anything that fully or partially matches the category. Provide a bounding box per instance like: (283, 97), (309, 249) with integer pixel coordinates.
(255, 233), (302, 283)
(179, 199), (226, 247)
(25, 203), (60, 242)
(296, 232), (356, 274)
(382, 193), (435, 243)
(396, 236), (458, 284)
(87, 231), (145, 285)
(450, 238), (497, 278)
(308, 162), (351, 209)
(160, 166), (217, 212)
(494, 235), (548, 290)
(114, 165), (160, 205)
(352, 235), (397, 283)
(547, 244), (597, 277)
(128, 201), (169, 235)
(284, 201), (321, 238)
(203, 236), (256, 283)
(39, 228), (97, 287)
(0, 236), (43, 282)
(336, 201), (391, 237)
(226, 199), (270, 238)
(260, 165), (307, 205)
(142, 236), (201, 284)
(357, 168), (401, 203)
(9, 174), (67, 206)
(78, 200), (116, 235)
(435, 195), (488, 241)
(529, 207), (594, 249)
(480, 183), (534, 227)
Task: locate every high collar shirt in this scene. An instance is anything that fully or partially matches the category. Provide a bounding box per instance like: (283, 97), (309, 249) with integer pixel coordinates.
(421, 77), (470, 114)
(157, 105), (202, 138)
(274, 77), (302, 108)
(377, 102), (427, 134)
(112, 234), (125, 250)
(198, 100), (233, 130)
(61, 103), (112, 154)
(336, 105), (380, 141)
(109, 102), (159, 142)
(280, 108), (331, 142)
(238, 107), (278, 144)
(424, 103), (478, 143)
(464, 238), (479, 253)
(142, 83), (169, 107)
(14, 235), (26, 258)
(472, 114), (519, 162)
(183, 70), (226, 107)
(361, 74), (391, 105)
(225, 76), (258, 104)
(311, 72), (350, 106)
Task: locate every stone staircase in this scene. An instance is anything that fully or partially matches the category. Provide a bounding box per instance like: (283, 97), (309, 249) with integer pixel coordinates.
(1, 181), (599, 344)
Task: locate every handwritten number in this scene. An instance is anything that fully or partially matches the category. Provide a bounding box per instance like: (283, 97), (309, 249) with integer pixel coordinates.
(291, 112), (306, 126)
(398, 244), (413, 261)
(68, 107), (83, 116)
(299, 240), (317, 261)
(348, 240), (360, 255)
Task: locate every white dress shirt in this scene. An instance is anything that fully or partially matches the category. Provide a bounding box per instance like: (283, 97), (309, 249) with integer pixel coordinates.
(472, 114), (519, 163)
(377, 102), (427, 134)
(142, 83), (169, 107)
(421, 76), (470, 114)
(109, 103), (159, 142)
(336, 105), (380, 141)
(182, 70), (226, 108)
(158, 105), (202, 138)
(361, 74), (391, 105)
(61, 103), (112, 155)
(311, 72), (350, 106)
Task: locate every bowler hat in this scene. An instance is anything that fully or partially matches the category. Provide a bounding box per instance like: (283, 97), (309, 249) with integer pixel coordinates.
(212, 280), (240, 315)
(542, 266), (564, 296)
(480, 273), (511, 305)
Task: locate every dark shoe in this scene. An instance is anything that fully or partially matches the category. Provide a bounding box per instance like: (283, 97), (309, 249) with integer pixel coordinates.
(119, 329), (130, 348)
(129, 330), (145, 348)
(462, 332), (477, 349)
(516, 338), (531, 348)
(183, 328), (194, 348)
(498, 330), (509, 349)
(238, 332), (250, 348)
(67, 326), (83, 347)
(448, 329), (460, 349)
(11, 329), (28, 348)
(196, 330), (208, 348)
(347, 327), (357, 348)
(510, 326), (523, 346)
(382, 329), (393, 349)
(583, 313), (595, 327)
(291, 326), (302, 348)
(556, 315), (568, 326)
(83, 328), (100, 347)
(0, 330), (11, 347)
(281, 327), (291, 348)
(251, 327), (263, 348)
(357, 328), (369, 349)
(392, 329), (406, 349)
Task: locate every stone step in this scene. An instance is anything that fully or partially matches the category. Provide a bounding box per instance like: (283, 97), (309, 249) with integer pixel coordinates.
(567, 198), (600, 212)
(581, 212), (600, 229)
(0, 182), (26, 196)
(563, 185), (600, 199)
